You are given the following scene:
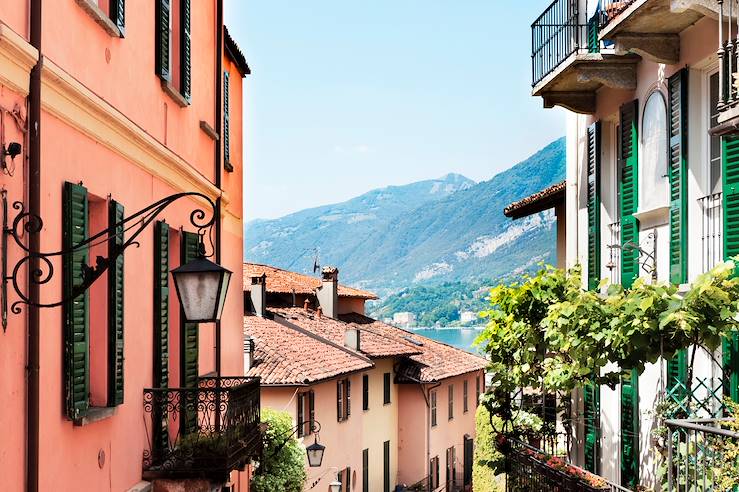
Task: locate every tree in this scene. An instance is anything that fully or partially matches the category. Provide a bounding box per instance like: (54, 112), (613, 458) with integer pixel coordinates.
(251, 409), (307, 492)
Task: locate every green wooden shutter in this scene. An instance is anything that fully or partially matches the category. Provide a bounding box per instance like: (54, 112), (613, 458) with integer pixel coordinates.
(337, 380), (343, 421)
(63, 182), (90, 420)
(153, 221), (169, 389)
(587, 121), (602, 290)
(668, 69), (689, 285)
(180, 231), (199, 434)
(309, 390), (315, 432)
(180, 0), (191, 102)
(110, 0), (125, 36)
(620, 368), (639, 488)
(107, 200), (125, 406)
(155, 0), (170, 81)
(723, 135), (739, 401)
(363, 449), (369, 492)
(346, 378), (351, 417)
(666, 349), (688, 401)
(384, 440), (391, 492)
(297, 392), (305, 437)
(180, 231), (199, 389)
(620, 100), (640, 289)
(153, 221), (169, 454)
(223, 71), (231, 170)
(583, 382), (600, 473)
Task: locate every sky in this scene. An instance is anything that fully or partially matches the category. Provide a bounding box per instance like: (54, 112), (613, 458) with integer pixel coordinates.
(224, 1), (565, 220)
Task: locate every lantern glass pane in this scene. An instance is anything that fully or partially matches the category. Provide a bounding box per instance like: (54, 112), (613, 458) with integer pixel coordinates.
(175, 270), (221, 322)
(215, 270), (232, 320)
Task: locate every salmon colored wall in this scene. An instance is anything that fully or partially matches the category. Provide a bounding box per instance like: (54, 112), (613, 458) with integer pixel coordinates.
(0, 83), (30, 492)
(223, 55), (244, 218)
(0, 2), (28, 39)
(0, 2), (247, 490)
(42, 0), (218, 182)
(361, 359), (399, 490)
(397, 370), (484, 490)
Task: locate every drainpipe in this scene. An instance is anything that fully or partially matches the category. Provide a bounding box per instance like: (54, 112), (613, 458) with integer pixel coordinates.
(27, 0), (42, 491)
(214, 0), (223, 378)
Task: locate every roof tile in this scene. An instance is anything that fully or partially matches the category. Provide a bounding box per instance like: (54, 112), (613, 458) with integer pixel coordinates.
(243, 263), (378, 300)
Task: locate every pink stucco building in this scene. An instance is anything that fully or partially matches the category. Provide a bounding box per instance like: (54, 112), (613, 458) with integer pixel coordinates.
(243, 264), (487, 491)
(0, 2), (255, 491)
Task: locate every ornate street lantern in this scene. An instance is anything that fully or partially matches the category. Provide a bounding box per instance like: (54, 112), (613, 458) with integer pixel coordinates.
(328, 480), (342, 492)
(171, 253), (232, 323)
(305, 435), (326, 468)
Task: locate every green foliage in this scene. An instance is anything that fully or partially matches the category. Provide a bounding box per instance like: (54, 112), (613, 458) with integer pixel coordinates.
(251, 409), (306, 492)
(477, 261), (739, 430)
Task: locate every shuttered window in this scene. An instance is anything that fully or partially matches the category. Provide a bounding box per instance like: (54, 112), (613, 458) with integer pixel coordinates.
(583, 382), (600, 473)
(363, 374), (369, 411)
(297, 390), (315, 437)
(110, 0), (125, 35)
(723, 135), (739, 401)
(383, 372), (391, 404)
(337, 378), (351, 421)
(152, 221), (169, 452)
(430, 456), (439, 489)
(155, 0), (191, 103)
(463, 380), (469, 413)
(620, 100), (640, 289)
(448, 384), (454, 420)
(667, 349), (688, 400)
(63, 182), (90, 420)
(620, 368), (639, 488)
(587, 121), (602, 290)
(107, 200), (125, 406)
(223, 70), (232, 171)
(362, 449), (369, 492)
(180, 0), (191, 102)
(431, 390), (437, 427)
(155, 0), (170, 81)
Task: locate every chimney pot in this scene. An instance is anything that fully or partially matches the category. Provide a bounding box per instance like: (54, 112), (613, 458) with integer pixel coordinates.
(249, 274), (267, 317)
(344, 328), (360, 351)
(316, 266), (339, 319)
(316, 307), (322, 318)
(304, 298), (310, 311)
(243, 336), (255, 373)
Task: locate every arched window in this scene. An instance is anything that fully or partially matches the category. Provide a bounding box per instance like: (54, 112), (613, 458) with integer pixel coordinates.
(640, 91), (669, 211)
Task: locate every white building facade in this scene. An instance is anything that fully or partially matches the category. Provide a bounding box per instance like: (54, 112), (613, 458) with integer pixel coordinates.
(530, 0), (739, 489)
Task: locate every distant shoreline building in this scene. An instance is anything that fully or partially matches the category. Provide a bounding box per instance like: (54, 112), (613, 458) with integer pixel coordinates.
(393, 311), (417, 328)
(460, 311), (478, 324)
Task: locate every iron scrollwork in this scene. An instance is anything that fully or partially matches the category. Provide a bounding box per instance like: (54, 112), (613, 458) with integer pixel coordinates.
(1, 189), (218, 330)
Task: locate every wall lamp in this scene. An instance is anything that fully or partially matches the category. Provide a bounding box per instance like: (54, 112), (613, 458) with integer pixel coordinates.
(1, 189), (231, 331)
(607, 230), (658, 282)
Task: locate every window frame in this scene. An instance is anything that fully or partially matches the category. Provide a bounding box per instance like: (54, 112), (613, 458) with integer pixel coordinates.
(448, 384), (454, 421)
(297, 390), (315, 437)
(463, 380), (469, 413)
(383, 372), (391, 405)
(362, 374), (369, 411)
(337, 378), (351, 422)
(430, 390), (437, 427)
(75, 0), (125, 37)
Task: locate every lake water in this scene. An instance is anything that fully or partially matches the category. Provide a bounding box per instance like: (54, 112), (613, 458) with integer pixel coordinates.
(412, 328), (484, 354)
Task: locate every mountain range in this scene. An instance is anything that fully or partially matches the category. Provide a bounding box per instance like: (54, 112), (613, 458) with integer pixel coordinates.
(245, 137), (565, 323)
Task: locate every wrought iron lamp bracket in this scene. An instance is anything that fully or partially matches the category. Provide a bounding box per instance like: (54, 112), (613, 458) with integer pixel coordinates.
(607, 230), (658, 282)
(1, 188), (217, 331)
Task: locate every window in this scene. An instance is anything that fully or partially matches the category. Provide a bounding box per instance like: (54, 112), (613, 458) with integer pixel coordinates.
(448, 384), (454, 420)
(363, 374), (369, 411)
(476, 375), (481, 405)
(62, 182), (125, 421)
(710, 71), (722, 194)
(429, 456), (440, 489)
(463, 380), (469, 413)
(383, 440), (391, 492)
(430, 390), (437, 427)
(223, 70), (233, 172)
(76, 0), (125, 37)
(339, 467), (351, 492)
(446, 446), (456, 489)
(640, 91), (669, 211)
(383, 372), (391, 404)
(362, 449), (369, 492)
(155, 0), (192, 105)
(297, 390), (315, 437)
(337, 378), (351, 422)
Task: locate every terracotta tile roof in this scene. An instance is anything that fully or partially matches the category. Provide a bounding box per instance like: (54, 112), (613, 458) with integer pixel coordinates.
(243, 263), (378, 300)
(224, 26), (250, 76)
(504, 181), (566, 219)
(244, 314), (372, 385)
(271, 307), (422, 358)
(339, 313), (488, 383)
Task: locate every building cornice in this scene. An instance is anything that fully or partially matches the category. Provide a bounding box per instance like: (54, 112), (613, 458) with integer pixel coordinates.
(0, 23), (39, 96)
(39, 56), (229, 205)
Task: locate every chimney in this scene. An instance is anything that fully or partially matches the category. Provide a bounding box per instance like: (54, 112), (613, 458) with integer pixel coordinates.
(344, 328), (361, 351)
(243, 335), (255, 373)
(316, 266), (339, 319)
(316, 306), (323, 318)
(249, 274), (267, 317)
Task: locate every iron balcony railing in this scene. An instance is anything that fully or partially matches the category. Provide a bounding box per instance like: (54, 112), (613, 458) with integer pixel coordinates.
(698, 193), (723, 275)
(665, 418), (739, 491)
(142, 376), (261, 481)
(505, 439), (632, 492)
(598, 0), (637, 28)
(719, 1), (739, 111)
